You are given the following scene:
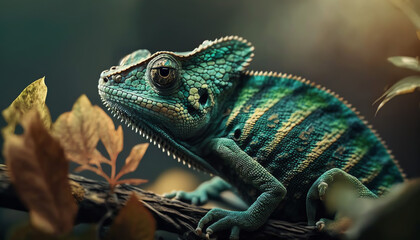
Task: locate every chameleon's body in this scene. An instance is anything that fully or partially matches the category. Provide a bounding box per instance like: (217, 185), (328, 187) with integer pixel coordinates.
(98, 36), (405, 238)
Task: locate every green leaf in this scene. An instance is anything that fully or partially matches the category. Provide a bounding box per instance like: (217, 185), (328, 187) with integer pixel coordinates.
(2, 77), (52, 139)
(374, 75), (420, 114)
(106, 193), (156, 240)
(388, 56), (420, 72)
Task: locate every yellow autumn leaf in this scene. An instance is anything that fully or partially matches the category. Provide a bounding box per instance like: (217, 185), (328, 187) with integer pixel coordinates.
(374, 75), (420, 114)
(2, 77), (52, 139)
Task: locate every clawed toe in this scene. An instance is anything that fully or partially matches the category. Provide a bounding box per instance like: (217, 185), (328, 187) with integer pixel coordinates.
(196, 208), (250, 239)
(316, 220), (325, 230)
(318, 181), (328, 200)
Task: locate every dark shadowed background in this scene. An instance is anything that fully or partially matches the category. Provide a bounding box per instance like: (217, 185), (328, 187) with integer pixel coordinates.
(0, 0), (419, 237)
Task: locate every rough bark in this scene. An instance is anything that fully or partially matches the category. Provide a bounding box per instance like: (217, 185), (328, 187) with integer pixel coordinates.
(0, 164), (333, 240)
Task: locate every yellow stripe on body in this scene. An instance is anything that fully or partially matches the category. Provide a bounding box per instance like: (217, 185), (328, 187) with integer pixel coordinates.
(376, 186), (389, 196)
(342, 146), (369, 172)
(226, 87), (260, 126)
(265, 105), (319, 153)
(284, 126), (347, 184)
(239, 87), (295, 141)
(360, 167), (381, 184)
(239, 98), (285, 141)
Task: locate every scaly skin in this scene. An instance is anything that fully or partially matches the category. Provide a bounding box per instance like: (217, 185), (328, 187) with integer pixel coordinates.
(98, 36), (405, 239)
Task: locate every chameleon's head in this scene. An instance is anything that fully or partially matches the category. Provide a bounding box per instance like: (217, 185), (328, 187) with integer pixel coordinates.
(98, 36), (253, 172)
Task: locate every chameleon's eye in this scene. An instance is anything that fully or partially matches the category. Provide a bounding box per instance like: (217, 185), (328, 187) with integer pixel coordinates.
(147, 54), (180, 92)
(159, 67), (170, 77)
(150, 67), (175, 87)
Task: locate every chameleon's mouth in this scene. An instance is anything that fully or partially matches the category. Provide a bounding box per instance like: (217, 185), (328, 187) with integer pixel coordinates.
(98, 84), (218, 176)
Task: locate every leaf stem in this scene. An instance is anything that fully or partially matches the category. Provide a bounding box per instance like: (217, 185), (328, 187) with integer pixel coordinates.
(111, 155), (117, 181)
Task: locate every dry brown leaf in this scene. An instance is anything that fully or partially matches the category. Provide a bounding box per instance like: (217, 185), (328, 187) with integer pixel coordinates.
(115, 143), (149, 181)
(74, 164), (111, 182)
(52, 95), (105, 165)
(91, 149), (111, 166)
(52, 94), (147, 190)
(106, 193), (155, 240)
(3, 110), (77, 235)
(374, 75), (420, 114)
(94, 106), (123, 161)
(2, 77), (52, 139)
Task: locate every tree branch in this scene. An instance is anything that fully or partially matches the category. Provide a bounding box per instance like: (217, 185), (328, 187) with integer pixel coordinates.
(0, 164), (332, 240)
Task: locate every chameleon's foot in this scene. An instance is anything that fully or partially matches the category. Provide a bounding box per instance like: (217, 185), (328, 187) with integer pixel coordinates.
(196, 208), (256, 240)
(164, 189), (209, 206)
(318, 181), (328, 201)
(315, 220), (325, 230)
(165, 177), (231, 206)
(306, 168), (377, 226)
(315, 218), (333, 230)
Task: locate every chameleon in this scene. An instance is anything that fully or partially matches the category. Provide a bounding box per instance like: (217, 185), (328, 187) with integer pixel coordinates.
(98, 36), (405, 239)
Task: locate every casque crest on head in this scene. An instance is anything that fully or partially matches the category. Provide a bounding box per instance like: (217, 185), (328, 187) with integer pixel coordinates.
(100, 36), (254, 79)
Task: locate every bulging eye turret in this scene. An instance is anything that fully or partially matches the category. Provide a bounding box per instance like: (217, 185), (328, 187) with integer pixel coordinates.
(147, 54), (180, 92)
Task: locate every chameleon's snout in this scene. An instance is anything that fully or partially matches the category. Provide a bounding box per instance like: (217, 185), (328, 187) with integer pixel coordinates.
(98, 69), (109, 85)
(98, 77), (107, 85)
(99, 70), (123, 84)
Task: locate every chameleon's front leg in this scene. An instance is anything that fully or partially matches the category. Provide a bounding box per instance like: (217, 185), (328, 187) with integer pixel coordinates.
(197, 138), (286, 239)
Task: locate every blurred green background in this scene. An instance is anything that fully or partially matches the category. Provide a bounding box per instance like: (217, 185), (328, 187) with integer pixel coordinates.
(0, 0), (419, 237)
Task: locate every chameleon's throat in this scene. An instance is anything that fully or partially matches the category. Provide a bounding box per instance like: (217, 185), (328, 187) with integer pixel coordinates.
(98, 88), (217, 176)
